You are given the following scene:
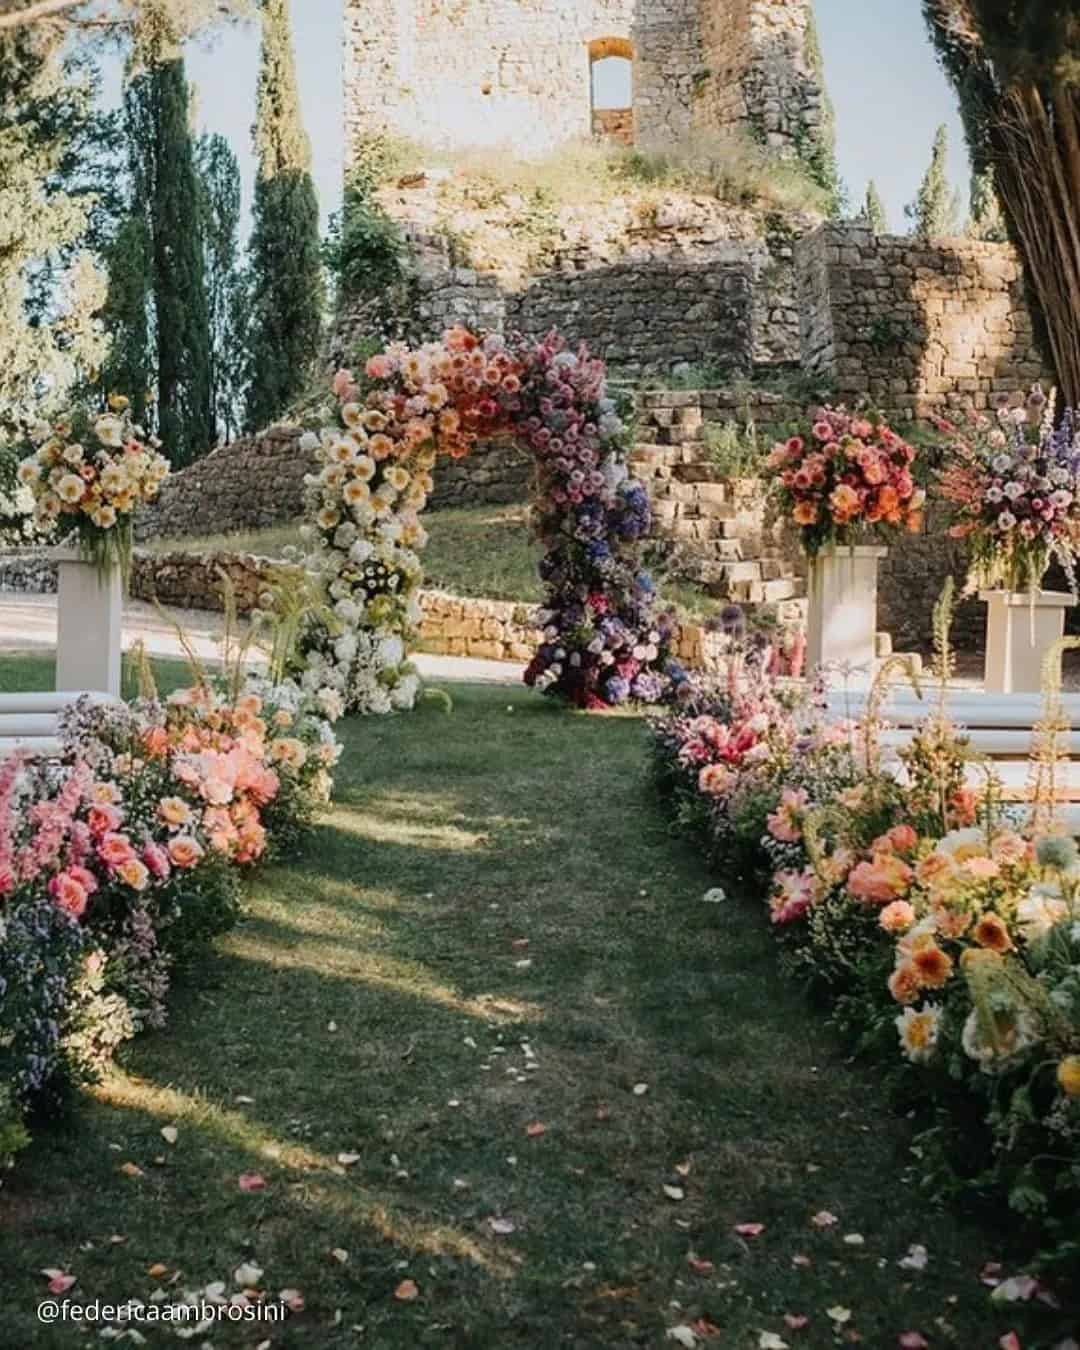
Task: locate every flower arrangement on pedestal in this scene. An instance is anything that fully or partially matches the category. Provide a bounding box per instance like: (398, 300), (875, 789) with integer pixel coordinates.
(766, 407), (924, 556)
(297, 326), (681, 714)
(16, 394), (170, 576)
(936, 387), (1080, 593)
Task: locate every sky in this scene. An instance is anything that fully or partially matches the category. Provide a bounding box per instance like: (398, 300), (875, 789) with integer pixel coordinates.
(100, 0), (970, 239)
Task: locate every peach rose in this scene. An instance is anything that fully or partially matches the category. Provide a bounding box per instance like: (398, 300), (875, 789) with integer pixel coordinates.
(167, 835), (205, 869)
(49, 871), (89, 920)
(98, 831), (136, 868)
(879, 900), (916, 932)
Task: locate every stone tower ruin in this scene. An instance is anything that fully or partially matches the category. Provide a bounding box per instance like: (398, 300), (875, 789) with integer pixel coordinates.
(343, 0), (829, 162)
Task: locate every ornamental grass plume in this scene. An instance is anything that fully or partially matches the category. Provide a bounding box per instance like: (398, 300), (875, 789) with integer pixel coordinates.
(1026, 636), (1080, 837)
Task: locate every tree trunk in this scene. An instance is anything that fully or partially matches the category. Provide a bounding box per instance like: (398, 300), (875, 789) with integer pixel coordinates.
(991, 87), (1080, 406)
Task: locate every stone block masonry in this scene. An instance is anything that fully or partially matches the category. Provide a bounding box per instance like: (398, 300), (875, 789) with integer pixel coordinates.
(0, 548), (728, 675)
(136, 427), (312, 541)
(344, 0), (825, 161)
(796, 223), (1052, 417)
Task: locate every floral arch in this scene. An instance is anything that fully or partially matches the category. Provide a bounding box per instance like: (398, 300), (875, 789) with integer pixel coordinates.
(295, 327), (685, 714)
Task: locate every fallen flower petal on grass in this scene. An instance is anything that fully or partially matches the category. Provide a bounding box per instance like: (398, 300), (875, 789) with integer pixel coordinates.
(233, 1262), (263, 1287)
(686, 1255), (714, 1275)
(160, 1126), (178, 1145)
(666, 1328), (696, 1348)
(41, 1270), (76, 1295)
(999, 1335), (1021, 1350)
(734, 1223), (765, 1238)
(488, 1218), (516, 1235)
(810, 1211), (838, 1228)
(898, 1334), (929, 1349)
(898, 1244), (928, 1271)
(119, 1162), (144, 1178)
(758, 1334), (789, 1350)
(826, 1307), (851, 1324)
(238, 1173), (266, 1192)
(525, 1121), (546, 1137)
(662, 1184), (685, 1201)
(783, 1314), (809, 1330)
(394, 1279), (419, 1301)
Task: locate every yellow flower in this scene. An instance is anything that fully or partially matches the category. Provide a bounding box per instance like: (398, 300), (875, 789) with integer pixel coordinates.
(342, 479), (370, 507)
(352, 455), (376, 482)
(16, 459), (39, 485)
(1057, 1056), (1080, 1097)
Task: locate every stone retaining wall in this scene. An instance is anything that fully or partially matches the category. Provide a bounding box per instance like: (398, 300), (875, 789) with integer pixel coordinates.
(136, 427), (310, 541)
(0, 549), (720, 670)
(796, 223), (1052, 417)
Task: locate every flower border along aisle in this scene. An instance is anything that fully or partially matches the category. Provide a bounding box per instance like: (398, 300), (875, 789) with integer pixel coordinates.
(296, 327), (683, 714)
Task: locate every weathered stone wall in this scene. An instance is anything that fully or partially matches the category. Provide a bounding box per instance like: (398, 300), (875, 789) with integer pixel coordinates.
(796, 223), (1051, 417)
(344, 0), (825, 162)
(697, 0), (828, 154)
(345, 0), (636, 160)
(136, 428), (311, 541)
(637, 386), (805, 439)
(505, 259), (755, 375)
(340, 181), (816, 372)
(592, 107), (634, 145)
(0, 548), (713, 672)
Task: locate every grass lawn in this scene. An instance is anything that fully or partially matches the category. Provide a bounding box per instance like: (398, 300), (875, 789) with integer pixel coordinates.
(0, 679), (1036, 1348)
(143, 505), (723, 622)
(0, 653), (197, 700)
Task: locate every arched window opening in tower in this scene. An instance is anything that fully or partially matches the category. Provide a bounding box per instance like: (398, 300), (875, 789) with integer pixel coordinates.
(588, 36), (634, 146)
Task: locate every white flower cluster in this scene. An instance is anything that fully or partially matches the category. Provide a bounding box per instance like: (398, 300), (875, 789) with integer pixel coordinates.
(298, 418), (433, 715)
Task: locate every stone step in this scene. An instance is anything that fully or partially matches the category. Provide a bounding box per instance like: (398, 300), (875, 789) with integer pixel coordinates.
(760, 597), (808, 625)
(731, 577), (802, 604)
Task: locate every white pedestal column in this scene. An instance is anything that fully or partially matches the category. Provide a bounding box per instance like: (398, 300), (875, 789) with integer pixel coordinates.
(981, 589), (1076, 694)
(53, 544), (123, 697)
(805, 544), (887, 678)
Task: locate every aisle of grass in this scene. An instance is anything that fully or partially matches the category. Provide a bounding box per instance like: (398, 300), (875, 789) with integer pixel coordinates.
(2, 684), (1034, 1347)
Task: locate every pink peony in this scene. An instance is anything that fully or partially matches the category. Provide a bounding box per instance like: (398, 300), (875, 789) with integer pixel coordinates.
(142, 841), (171, 881)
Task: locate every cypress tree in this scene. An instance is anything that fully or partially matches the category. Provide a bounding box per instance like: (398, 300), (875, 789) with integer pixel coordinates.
(245, 0), (323, 432)
(906, 124), (960, 239)
(0, 23), (108, 435)
(862, 180), (887, 233)
(968, 166), (1007, 242)
(98, 211), (153, 427)
(123, 42), (213, 465)
(196, 132), (247, 443)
